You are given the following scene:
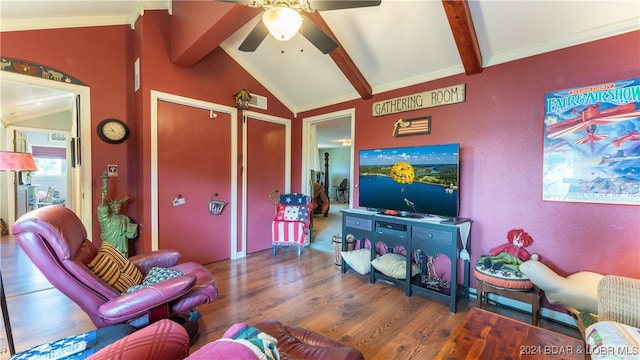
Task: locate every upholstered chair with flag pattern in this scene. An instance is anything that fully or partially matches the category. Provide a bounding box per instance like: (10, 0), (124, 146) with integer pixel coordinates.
(271, 193), (312, 256)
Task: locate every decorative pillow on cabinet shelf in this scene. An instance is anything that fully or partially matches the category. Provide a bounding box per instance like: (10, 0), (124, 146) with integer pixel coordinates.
(371, 253), (420, 279)
(341, 249), (371, 275)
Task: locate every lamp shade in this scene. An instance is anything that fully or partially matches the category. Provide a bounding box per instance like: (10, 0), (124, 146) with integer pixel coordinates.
(262, 6), (303, 41)
(0, 151), (38, 171)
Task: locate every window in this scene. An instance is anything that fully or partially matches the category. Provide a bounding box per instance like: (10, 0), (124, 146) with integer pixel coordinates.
(31, 146), (67, 177)
(34, 157), (66, 176)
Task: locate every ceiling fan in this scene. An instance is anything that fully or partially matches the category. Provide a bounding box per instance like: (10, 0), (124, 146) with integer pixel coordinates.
(218, 0), (381, 53)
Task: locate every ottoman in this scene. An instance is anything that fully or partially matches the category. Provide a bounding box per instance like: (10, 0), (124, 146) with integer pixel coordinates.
(474, 257), (542, 325)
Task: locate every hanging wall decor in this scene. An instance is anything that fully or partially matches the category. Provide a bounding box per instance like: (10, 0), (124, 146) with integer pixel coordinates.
(209, 194), (228, 215)
(0, 56), (86, 85)
(233, 88), (252, 110)
(542, 77), (640, 205)
(392, 116), (431, 137)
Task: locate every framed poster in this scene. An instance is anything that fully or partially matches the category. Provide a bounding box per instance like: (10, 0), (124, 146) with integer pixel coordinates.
(542, 78), (640, 205)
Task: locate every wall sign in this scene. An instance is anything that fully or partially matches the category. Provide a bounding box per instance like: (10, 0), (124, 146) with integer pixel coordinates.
(542, 77), (640, 205)
(373, 84), (466, 117)
(393, 116), (431, 137)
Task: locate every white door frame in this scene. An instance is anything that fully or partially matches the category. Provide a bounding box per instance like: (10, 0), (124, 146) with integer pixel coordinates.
(301, 108), (355, 206)
(150, 90), (238, 258)
(1, 71), (92, 234)
(240, 110), (291, 258)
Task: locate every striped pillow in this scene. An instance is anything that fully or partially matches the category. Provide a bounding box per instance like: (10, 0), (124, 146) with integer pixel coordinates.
(88, 242), (144, 292)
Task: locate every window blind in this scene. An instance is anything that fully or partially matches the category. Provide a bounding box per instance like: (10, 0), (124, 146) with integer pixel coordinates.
(31, 146), (66, 159)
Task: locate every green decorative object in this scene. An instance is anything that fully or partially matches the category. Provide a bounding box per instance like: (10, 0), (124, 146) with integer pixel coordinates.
(97, 172), (138, 257)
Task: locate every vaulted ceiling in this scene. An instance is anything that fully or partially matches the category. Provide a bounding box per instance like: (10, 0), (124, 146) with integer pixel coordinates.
(1, 0), (639, 119)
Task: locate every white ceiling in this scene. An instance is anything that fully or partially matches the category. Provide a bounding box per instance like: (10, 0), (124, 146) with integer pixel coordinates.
(1, 0), (638, 147)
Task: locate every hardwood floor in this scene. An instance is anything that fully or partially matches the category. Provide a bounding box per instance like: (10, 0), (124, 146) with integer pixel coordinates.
(1, 234), (580, 359)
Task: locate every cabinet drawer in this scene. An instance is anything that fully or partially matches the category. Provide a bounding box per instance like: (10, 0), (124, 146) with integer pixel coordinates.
(376, 232), (408, 248)
(345, 216), (372, 231)
(412, 226), (452, 247)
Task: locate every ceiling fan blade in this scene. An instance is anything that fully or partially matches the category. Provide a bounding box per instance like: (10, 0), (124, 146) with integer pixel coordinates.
(239, 20), (270, 52)
(301, 19), (338, 54)
(308, 1), (381, 11)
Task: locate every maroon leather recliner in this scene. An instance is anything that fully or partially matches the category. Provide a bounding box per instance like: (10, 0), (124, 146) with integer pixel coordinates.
(11, 205), (218, 329)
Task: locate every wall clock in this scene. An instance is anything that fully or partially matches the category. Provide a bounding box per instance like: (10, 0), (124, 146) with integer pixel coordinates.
(97, 118), (129, 144)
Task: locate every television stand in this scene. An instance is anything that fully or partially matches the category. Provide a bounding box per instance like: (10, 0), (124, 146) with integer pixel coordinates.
(341, 209), (472, 313)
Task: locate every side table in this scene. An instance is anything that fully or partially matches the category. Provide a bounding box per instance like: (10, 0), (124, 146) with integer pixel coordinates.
(477, 279), (542, 325)
(435, 308), (585, 360)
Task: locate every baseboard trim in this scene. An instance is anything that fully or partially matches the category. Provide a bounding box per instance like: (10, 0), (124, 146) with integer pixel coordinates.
(469, 288), (577, 328)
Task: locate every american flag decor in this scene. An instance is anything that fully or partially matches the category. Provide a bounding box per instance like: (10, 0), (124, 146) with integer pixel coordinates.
(393, 116), (431, 137)
(272, 193), (311, 248)
(272, 221), (309, 247)
(275, 204), (310, 223)
(279, 193), (310, 206)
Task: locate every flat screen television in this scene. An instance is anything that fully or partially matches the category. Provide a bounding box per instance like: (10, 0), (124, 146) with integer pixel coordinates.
(358, 143), (460, 218)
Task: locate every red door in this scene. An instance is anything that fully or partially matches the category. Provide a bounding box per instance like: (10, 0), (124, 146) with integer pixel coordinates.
(245, 117), (287, 254)
(157, 100), (232, 264)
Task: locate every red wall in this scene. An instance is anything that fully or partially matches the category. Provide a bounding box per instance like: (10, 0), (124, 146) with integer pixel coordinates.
(298, 30), (640, 282)
(1, 25), (136, 240)
(132, 11), (293, 253)
(1, 11), (293, 255)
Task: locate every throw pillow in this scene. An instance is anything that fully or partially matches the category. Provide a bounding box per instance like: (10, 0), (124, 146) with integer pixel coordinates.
(124, 267), (185, 294)
(585, 321), (640, 360)
(341, 248), (371, 275)
(88, 242), (144, 292)
(189, 323), (279, 360)
(371, 253), (420, 279)
(275, 203), (310, 224)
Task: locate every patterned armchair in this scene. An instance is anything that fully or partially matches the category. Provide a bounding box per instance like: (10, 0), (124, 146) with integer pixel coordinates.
(271, 193), (312, 256)
(584, 275), (640, 359)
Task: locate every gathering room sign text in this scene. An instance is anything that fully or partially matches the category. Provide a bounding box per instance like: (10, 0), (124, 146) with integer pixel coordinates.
(372, 84), (466, 117)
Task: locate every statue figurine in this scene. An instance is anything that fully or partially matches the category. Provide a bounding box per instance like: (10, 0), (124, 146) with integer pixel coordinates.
(97, 172), (138, 257)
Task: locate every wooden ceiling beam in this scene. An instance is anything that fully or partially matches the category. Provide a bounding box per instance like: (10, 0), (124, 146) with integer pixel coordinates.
(442, 0), (483, 75)
(170, 2), (261, 67)
(305, 12), (373, 100)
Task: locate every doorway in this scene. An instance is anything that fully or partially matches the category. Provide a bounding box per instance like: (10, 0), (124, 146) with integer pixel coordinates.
(302, 108), (354, 203)
(0, 71), (92, 233)
(21, 129), (70, 216)
(302, 109), (354, 252)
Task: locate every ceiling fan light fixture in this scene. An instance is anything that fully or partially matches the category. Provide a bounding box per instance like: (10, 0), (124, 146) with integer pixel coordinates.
(262, 6), (302, 41)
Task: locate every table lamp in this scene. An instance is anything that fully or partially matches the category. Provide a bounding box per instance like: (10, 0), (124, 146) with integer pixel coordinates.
(0, 151), (38, 355)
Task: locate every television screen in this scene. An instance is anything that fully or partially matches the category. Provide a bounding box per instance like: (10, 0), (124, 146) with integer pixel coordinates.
(359, 143), (460, 218)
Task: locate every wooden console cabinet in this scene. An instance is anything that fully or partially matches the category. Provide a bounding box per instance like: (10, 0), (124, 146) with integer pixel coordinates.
(341, 209), (472, 313)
